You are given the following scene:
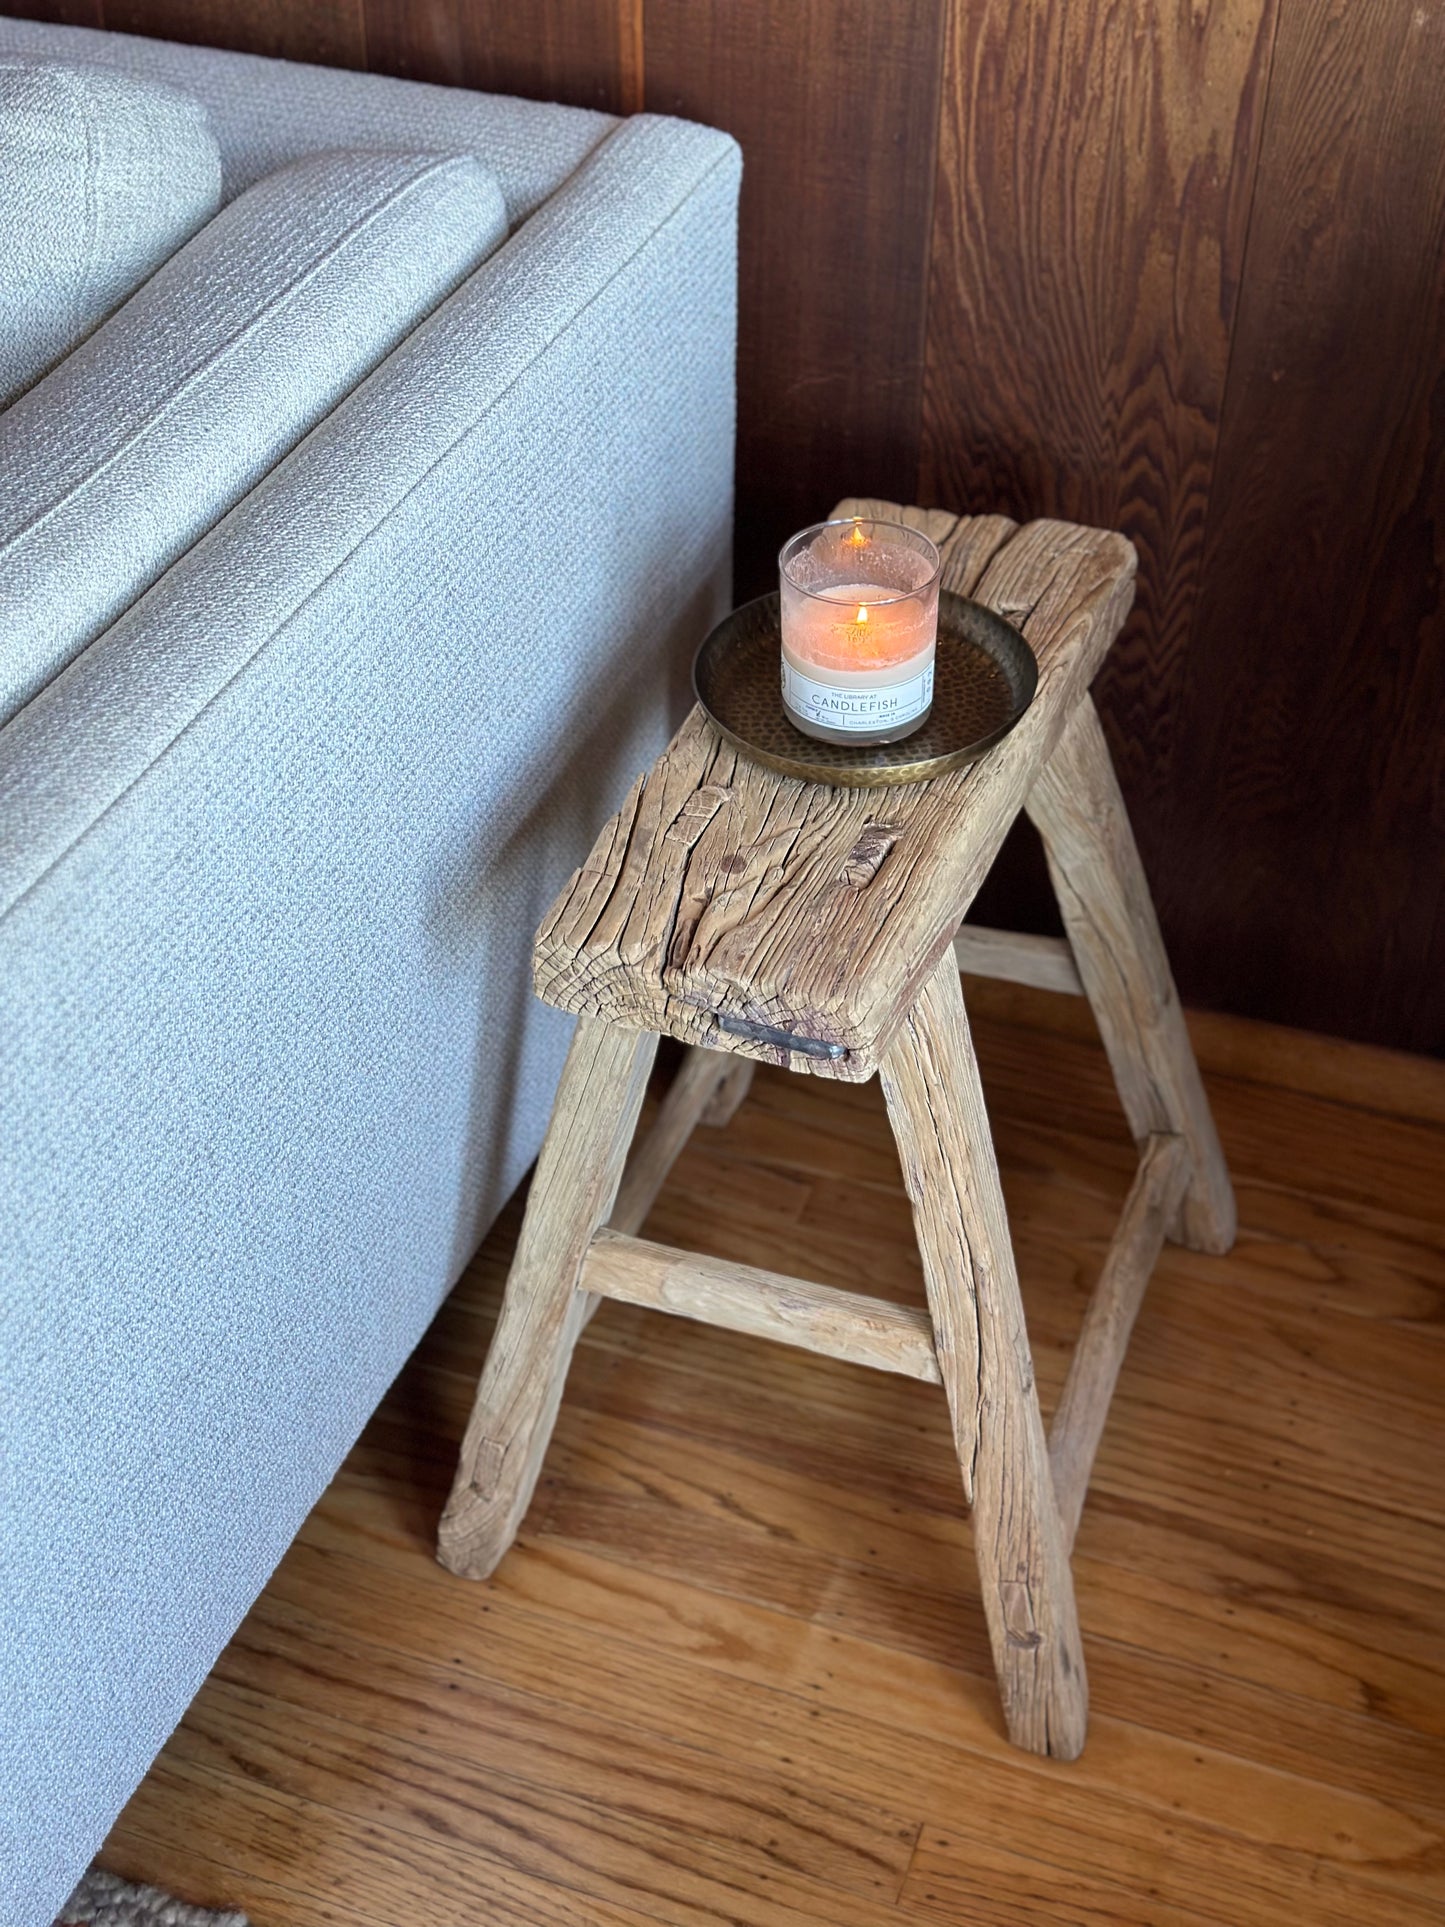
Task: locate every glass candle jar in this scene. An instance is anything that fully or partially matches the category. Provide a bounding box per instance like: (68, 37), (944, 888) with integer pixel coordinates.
(779, 518), (942, 745)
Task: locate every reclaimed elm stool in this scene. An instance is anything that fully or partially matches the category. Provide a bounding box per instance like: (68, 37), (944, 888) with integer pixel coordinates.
(438, 497), (1235, 1760)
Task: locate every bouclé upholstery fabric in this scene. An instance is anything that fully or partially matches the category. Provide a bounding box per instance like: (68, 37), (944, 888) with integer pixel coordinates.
(0, 146), (507, 726)
(0, 55), (220, 404)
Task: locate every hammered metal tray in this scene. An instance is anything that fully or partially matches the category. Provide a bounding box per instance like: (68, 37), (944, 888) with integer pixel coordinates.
(692, 589), (1037, 788)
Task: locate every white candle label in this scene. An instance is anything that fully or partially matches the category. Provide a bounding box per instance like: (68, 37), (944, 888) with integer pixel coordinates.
(782, 658), (934, 732)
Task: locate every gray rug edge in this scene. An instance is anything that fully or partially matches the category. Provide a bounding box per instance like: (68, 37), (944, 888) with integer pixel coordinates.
(58, 1869), (249, 1927)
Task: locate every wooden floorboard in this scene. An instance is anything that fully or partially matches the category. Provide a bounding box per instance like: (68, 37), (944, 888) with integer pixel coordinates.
(102, 985), (1445, 1925)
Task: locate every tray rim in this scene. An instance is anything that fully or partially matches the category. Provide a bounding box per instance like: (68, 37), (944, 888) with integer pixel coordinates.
(691, 587), (1038, 789)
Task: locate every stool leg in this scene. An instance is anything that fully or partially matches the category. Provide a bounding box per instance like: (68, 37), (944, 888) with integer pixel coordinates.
(701, 1055), (755, 1128)
(610, 1046), (737, 1237)
(882, 955), (1088, 1759)
(438, 1018), (657, 1581)
(1026, 695), (1236, 1255)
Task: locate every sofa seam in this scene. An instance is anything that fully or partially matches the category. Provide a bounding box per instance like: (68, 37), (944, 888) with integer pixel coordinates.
(69, 66), (102, 352)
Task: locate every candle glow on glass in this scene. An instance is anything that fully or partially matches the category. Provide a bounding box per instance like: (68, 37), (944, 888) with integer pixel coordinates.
(778, 519), (942, 745)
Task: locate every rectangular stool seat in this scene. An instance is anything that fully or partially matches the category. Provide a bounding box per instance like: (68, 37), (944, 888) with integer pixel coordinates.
(535, 505), (1135, 1078)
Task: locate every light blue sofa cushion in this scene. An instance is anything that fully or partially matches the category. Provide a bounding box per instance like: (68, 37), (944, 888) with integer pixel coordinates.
(0, 55), (220, 405)
(0, 108), (739, 1927)
(0, 15), (613, 223)
(0, 146), (506, 728)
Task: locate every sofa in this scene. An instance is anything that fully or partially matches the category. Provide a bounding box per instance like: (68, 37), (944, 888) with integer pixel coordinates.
(0, 20), (739, 1924)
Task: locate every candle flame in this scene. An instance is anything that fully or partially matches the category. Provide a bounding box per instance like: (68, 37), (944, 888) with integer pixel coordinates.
(855, 603), (869, 624)
(847, 521), (868, 548)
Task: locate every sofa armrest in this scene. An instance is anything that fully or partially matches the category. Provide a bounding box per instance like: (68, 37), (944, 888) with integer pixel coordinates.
(0, 112), (740, 913)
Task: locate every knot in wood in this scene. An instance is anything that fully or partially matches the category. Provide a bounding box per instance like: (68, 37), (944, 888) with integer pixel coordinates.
(839, 823), (900, 888)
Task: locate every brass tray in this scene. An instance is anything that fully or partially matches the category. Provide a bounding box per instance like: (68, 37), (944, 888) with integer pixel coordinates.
(692, 589), (1037, 788)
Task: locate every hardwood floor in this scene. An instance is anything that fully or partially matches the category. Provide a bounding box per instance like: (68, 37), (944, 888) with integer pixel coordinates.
(102, 978), (1445, 1926)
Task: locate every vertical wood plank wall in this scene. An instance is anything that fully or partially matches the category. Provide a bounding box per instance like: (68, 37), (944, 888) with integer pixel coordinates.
(11, 0), (1442, 1053)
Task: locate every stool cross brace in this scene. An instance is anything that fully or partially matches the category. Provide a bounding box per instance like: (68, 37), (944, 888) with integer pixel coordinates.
(438, 500), (1235, 1761)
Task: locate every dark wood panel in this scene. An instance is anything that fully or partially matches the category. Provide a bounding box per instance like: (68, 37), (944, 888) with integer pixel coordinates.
(921, 0), (1278, 942)
(103, 0), (365, 65)
(361, 0), (637, 113)
(1, 0), (102, 24)
(644, 0), (948, 598)
(1162, 0), (1445, 1054)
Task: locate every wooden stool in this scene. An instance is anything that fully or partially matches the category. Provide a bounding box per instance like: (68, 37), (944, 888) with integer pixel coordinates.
(438, 497), (1235, 1760)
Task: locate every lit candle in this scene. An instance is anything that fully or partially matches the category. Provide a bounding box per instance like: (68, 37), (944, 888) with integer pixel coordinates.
(779, 518), (941, 745)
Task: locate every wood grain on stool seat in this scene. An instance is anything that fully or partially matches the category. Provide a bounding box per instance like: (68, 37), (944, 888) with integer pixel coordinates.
(533, 505), (1136, 1080)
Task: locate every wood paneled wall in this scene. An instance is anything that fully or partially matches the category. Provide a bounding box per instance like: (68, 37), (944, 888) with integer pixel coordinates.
(12, 0), (1443, 1052)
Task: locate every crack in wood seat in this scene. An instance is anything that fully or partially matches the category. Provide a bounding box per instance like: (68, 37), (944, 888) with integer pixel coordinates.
(438, 498), (1237, 1763)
